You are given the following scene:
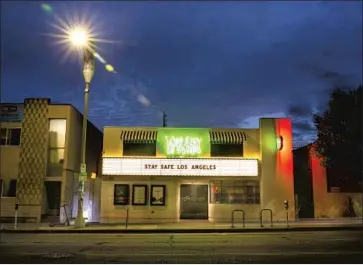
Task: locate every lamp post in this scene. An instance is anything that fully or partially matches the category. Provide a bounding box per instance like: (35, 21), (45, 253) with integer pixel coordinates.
(69, 28), (95, 228)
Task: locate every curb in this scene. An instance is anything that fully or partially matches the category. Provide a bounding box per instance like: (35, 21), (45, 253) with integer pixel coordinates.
(1, 225), (362, 234)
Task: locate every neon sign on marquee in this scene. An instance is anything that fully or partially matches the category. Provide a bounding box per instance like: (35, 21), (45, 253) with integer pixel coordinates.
(157, 128), (210, 157)
(165, 136), (202, 156)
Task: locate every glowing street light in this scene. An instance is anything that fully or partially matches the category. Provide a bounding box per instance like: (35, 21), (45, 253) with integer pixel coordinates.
(69, 27), (89, 47)
(68, 25), (95, 229)
(44, 12), (118, 227)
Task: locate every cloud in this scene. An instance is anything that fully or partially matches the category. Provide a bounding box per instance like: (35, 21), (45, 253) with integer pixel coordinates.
(292, 120), (314, 132)
(137, 94), (151, 107)
(1, 1), (362, 142)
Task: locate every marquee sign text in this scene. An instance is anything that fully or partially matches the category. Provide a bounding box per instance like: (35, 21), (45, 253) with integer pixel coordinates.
(103, 158), (258, 176)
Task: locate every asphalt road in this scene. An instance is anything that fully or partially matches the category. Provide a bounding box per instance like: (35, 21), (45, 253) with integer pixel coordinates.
(1, 231), (362, 263)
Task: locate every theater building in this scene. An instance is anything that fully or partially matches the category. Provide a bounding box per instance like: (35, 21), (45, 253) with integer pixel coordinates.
(101, 118), (295, 223)
(0, 98), (103, 223)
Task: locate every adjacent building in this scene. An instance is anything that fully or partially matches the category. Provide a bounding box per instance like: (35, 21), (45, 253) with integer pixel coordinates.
(293, 144), (362, 218)
(100, 118), (295, 224)
(0, 98), (103, 223)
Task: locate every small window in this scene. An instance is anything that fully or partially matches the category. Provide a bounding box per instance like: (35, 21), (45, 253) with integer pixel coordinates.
(9, 128), (21, 145)
(123, 143), (156, 156)
(1, 179), (17, 197)
(211, 144), (243, 157)
(0, 128), (21, 146)
(0, 129), (7, 145)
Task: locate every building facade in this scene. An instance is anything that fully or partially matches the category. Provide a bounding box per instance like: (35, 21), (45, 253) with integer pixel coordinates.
(0, 98), (103, 223)
(294, 144), (362, 219)
(100, 118), (295, 224)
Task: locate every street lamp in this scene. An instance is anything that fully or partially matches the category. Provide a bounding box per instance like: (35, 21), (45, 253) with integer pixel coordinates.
(69, 27), (95, 228)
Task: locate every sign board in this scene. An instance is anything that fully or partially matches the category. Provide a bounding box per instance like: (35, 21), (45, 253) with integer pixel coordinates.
(0, 104), (24, 122)
(157, 128), (210, 158)
(80, 164), (87, 174)
(102, 158), (258, 176)
(79, 172), (88, 181)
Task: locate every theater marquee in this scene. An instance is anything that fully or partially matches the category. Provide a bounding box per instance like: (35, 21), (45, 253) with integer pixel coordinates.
(102, 158), (258, 176)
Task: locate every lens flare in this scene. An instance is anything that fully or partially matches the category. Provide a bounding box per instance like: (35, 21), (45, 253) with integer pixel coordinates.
(41, 3), (52, 13)
(42, 4), (117, 73)
(68, 27), (89, 47)
(41, 4), (158, 116)
(105, 64), (114, 72)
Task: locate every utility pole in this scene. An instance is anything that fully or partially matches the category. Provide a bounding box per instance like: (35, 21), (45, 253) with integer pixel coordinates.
(162, 111), (167, 127)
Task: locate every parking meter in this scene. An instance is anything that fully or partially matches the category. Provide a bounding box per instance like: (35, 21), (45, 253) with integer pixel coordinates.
(14, 200), (20, 229)
(15, 200), (20, 211)
(284, 200), (289, 210)
(284, 200), (289, 227)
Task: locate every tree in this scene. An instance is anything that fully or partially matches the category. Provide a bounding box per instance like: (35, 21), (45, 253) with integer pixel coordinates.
(313, 85), (362, 191)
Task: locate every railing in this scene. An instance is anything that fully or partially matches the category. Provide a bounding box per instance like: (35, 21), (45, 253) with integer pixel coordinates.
(231, 209), (245, 228)
(260, 209), (273, 228)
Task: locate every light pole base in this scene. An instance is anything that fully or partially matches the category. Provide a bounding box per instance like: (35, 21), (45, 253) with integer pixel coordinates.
(74, 213), (86, 228)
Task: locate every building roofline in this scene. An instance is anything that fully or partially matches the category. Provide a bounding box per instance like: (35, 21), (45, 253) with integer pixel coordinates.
(1, 99), (102, 134)
(103, 126), (260, 131)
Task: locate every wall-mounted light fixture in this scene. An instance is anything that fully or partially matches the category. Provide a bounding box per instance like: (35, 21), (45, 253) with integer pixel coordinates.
(277, 136), (283, 150)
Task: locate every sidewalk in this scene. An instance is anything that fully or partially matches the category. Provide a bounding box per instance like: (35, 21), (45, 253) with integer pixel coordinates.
(1, 218), (362, 233)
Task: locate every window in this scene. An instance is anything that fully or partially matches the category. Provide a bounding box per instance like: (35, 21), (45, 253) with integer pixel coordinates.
(1, 179), (17, 197)
(47, 119), (66, 176)
(47, 149), (65, 176)
(211, 144), (243, 157)
(0, 128), (21, 146)
(210, 180), (260, 204)
(123, 143), (156, 156)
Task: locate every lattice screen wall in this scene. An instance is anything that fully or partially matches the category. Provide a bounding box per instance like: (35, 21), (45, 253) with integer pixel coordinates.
(16, 99), (49, 206)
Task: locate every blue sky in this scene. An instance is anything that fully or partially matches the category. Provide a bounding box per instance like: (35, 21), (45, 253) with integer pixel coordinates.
(1, 1), (362, 146)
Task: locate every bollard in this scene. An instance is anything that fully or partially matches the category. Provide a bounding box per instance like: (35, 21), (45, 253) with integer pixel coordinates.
(14, 200), (20, 229)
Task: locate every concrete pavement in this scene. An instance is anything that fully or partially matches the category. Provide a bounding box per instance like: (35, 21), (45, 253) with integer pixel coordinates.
(1, 218), (362, 233)
(1, 230), (362, 263)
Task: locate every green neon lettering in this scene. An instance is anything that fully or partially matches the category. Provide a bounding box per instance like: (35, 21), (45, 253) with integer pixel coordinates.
(165, 136), (202, 156)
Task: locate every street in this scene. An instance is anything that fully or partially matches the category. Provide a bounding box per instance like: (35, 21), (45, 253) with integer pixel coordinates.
(1, 230), (362, 263)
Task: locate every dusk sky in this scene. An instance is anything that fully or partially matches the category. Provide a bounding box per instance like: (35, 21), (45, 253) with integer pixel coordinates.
(1, 1), (362, 146)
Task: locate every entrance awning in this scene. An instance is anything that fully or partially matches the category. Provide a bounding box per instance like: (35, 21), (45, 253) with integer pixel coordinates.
(120, 130), (157, 143)
(120, 129), (246, 144)
(210, 131), (246, 144)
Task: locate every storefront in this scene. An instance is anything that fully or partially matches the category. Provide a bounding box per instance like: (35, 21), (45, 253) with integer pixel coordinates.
(100, 118), (295, 223)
